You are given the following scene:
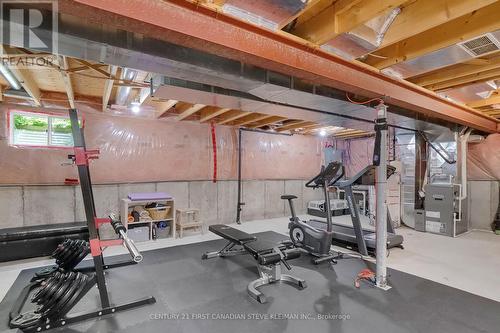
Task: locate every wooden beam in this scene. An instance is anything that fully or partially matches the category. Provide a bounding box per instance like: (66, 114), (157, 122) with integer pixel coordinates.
(0, 46), (41, 106)
(199, 107), (231, 122)
(57, 56), (75, 108)
(376, 0), (496, 49)
(278, 0), (322, 30)
(299, 124), (324, 133)
(426, 67), (500, 91)
(216, 110), (252, 125)
(247, 116), (286, 129)
(408, 54), (500, 87)
(335, 132), (373, 139)
(155, 99), (178, 118)
(74, 59), (111, 77)
(481, 109), (500, 117)
(232, 113), (273, 126)
(276, 120), (313, 132)
(363, 1), (500, 69)
(102, 65), (118, 111)
(176, 103), (206, 120)
(291, 0), (406, 45)
(468, 93), (500, 108)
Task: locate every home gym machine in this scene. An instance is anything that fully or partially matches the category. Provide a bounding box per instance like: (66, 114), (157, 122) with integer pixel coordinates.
(8, 109), (156, 332)
(281, 161), (344, 265)
(312, 164), (404, 256)
(203, 224), (306, 303)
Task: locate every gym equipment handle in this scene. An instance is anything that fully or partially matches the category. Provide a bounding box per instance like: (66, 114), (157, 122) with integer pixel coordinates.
(110, 214), (143, 263)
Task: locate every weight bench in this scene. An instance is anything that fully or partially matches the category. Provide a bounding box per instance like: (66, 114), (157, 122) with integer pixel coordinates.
(202, 224), (306, 303)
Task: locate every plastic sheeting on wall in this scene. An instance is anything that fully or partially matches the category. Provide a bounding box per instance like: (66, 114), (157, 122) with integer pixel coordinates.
(0, 107), (323, 184)
(467, 133), (500, 181)
(335, 137), (375, 178)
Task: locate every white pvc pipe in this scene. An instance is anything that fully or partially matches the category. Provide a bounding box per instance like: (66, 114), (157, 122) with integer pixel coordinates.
(459, 129), (472, 200)
(375, 104), (389, 289)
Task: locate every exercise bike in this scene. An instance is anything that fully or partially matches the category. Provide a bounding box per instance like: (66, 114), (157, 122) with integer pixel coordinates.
(281, 161), (344, 265)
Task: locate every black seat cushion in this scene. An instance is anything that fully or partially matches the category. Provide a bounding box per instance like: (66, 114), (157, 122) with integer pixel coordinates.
(243, 239), (279, 256)
(208, 224), (256, 244)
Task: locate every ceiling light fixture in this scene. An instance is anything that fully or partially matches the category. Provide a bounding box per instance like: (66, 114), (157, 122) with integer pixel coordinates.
(131, 102), (141, 113)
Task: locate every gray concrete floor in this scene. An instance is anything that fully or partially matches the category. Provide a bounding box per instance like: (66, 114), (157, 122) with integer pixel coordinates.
(1, 214), (499, 304)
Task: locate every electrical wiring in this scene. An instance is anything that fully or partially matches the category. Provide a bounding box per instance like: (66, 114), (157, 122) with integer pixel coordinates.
(346, 93), (385, 105)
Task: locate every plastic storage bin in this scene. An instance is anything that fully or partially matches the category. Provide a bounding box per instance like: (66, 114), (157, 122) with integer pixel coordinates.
(127, 226), (150, 242)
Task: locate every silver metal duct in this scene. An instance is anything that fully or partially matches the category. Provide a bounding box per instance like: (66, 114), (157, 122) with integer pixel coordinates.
(1, 12), (455, 135)
(321, 7), (401, 61)
(222, 0), (307, 30)
(153, 76), (457, 142)
(384, 30), (500, 79)
(115, 68), (138, 106)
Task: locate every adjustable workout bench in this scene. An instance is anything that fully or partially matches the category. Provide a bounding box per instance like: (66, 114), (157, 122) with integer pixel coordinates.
(202, 224), (307, 303)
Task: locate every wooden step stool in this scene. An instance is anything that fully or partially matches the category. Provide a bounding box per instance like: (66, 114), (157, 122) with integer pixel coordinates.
(175, 209), (205, 238)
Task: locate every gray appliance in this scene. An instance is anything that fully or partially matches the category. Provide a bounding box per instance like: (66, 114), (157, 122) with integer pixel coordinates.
(424, 183), (466, 237)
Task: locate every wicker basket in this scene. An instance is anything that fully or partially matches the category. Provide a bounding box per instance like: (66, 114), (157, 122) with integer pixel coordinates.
(146, 206), (171, 220)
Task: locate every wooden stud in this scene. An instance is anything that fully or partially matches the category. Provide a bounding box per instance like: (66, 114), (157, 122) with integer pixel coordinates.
(176, 103), (206, 120)
(409, 54), (500, 87)
(57, 56), (75, 108)
(0, 46), (41, 106)
(232, 113), (274, 126)
(74, 59), (111, 77)
(363, 1), (500, 69)
(291, 0), (406, 45)
(467, 93), (500, 109)
(374, 0), (496, 49)
(199, 107), (231, 122)
(246, 116), (286, 128)
(427, 67), (500, 91)
(102, 65), (118, 111)
(276, 120), (313, 132)
(155, 99), (179, 118)
(217, 110), (252, 125)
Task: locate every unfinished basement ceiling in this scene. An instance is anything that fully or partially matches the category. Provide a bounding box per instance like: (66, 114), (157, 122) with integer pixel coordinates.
(1, 0), (498, 133)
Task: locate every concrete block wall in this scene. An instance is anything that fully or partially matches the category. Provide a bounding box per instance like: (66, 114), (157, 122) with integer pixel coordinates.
(0, 179), (324, 229)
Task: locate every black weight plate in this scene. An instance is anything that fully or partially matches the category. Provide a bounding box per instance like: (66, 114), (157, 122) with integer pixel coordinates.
(31, 271), (63, 303)
(50, 273), (90, 319)
(61, 240), (88, 265)
(43, 273), (87, 319)
(38, 272), (77, 313)
(35, 272), (75, 305)
(56, 240), (83, 263)
(65, 245), (90, 269)
(51, 239), (72, 258)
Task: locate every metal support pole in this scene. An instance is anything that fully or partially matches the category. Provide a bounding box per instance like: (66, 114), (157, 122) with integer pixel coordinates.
(236, 128), (243, 224)
(375, 104), (390, 290)
(236, 128), (292, 224)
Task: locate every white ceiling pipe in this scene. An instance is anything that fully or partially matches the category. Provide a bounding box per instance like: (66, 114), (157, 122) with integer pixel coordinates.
(0, 63), (21, 90)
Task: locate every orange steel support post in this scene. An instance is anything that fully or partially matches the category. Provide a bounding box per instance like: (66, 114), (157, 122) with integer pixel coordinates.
(61, 0), (500, 133)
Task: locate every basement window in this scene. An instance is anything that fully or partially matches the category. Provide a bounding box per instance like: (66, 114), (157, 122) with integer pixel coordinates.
(8, 111), (74, 148)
